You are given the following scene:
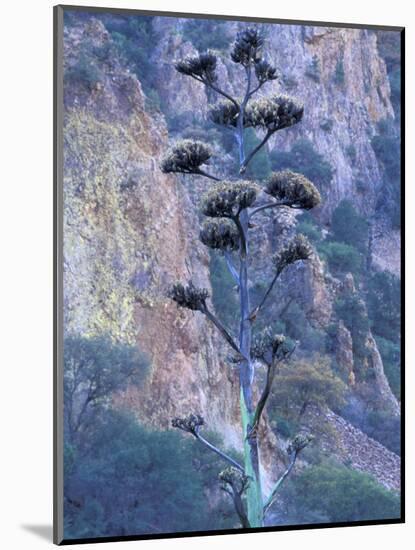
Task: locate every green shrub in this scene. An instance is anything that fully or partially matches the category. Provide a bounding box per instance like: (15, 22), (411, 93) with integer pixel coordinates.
(371, 119), (401, 227)
(280, 300), (326, 353)
(296, 213), (321, 244)
(270, 138), (333, 188)
(269, 355), (347, 419)
(345, 144), (356, 162)
(280, 462), (400, 524)
(331, 199), (368, 253)
(367, 271), (401, 341)
(320, 118), (334, 132)
(106, 16), (158, 96)
(319, 241), (362, 276)
(64, 411), (236, 539)
(65, 52), (102, 90)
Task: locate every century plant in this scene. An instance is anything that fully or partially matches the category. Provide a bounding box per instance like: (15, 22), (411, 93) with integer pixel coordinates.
(161, 27), (321, 528)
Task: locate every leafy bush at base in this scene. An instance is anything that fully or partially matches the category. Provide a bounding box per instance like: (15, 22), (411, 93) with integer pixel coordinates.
(279, 462), (400, 524)
(64, 411), (236, 539)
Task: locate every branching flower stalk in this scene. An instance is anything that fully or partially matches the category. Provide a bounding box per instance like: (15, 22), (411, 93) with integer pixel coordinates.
(163, 27), (321, 528)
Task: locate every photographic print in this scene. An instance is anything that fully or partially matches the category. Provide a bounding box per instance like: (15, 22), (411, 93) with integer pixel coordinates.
(54, 5), (404, 544)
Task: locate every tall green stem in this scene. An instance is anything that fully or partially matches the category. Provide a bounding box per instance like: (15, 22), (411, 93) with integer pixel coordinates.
(235, 63), (263, 528)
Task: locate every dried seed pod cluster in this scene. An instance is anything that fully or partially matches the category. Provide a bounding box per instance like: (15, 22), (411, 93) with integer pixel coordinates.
(209, 100), (240, 127)
(168, 281), (209, 311)
(210, 94), (303, 132)
(273, 234), (313, 274)
(287, 433), (314, 455)
(172, 413), (205, 435)
(271, 94), (304, 129)
(201, 180), (259, 218)
(200, 218), (240, 251)
(251, 328), (287, 359)
(175, 51), (218, 83)
(255, 59), (278, 83)
(219, 467), (250, 493)
(161, 140), (213, 175)
(265, 170), (321, 210)
(231, 27), (264, 65)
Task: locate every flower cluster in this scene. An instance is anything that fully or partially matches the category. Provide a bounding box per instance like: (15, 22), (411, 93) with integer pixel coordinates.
(201, 180), (259, 218)
(210, 95), (303, 132)
(172, 413), (205, 435)
(271, 94), (304, 129)
(219, 467), (250, 494)
(251, 328), (287, 360)
(265, 170), (321, 210)
(287, 433), (314, 456)
(200, 218), (240, 251)
(273, 234), (313, 274)
(209, 100), (240, 127)
(175, 51), (218, 83)
(231, 27), (264, 65)
(255, 59), (278, 83)
(160, 140), (213, 175)
(168, 281), (209, 311)
(245, 98), (280, 130)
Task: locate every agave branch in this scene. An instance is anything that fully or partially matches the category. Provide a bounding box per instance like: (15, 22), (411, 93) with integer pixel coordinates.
(249, 235), (313, 321)
(240, 129), (273, 174)
(197, 433), (245, 473)
(262, 454), (297, 517)
(172, 414), (244, 473)
(219, 467), (251, 528)
(201, 303), (242, 356)
(250, 339), (297, 437)
(263, 433), (313, 517)
(249, 271), (281, 321)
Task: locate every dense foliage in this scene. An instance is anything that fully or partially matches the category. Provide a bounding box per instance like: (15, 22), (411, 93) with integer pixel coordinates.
(280, 462), (400, 524)
(64, 336), (236, 539)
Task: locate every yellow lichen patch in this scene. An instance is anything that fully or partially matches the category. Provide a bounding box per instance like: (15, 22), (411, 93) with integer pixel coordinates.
(63, 108), (153, 344)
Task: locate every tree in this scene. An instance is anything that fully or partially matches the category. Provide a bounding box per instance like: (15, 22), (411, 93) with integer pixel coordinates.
(331, 199), (368, 253)
(161, 28), (322, 528)
(63, 335), (149, 446)
(270, 356), (347, 419)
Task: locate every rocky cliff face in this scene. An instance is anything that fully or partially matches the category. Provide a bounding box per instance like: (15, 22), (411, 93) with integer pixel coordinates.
(62, 16), (400, 491)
